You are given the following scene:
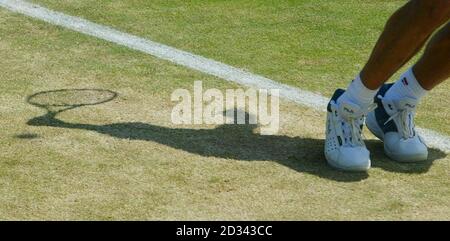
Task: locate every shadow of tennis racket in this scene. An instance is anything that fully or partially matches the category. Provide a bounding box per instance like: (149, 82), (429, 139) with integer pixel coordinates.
(26, 88), (118, 125)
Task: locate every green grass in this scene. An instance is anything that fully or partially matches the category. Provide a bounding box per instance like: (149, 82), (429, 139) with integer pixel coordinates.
(0, 1), (449, 220)
(30, 0), (450, 135)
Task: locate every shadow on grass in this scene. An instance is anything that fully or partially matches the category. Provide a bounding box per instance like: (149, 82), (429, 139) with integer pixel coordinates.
(24, 89), (447, 183)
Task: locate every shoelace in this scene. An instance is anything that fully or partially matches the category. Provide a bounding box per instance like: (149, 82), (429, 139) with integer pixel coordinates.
(343, 117), (364, 146)
(384, 106), (415, 139)
(340, 104), (377, 147)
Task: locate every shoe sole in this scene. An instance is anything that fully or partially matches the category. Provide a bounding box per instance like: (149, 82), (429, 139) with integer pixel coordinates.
(325, 154), (371, 172)
(366, 112), (427, 162)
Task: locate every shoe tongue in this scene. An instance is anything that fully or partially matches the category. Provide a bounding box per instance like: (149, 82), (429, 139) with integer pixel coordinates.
(383, 97), (417, 115)
(338, 102), (363, 120)
(395, 97), (417, 110)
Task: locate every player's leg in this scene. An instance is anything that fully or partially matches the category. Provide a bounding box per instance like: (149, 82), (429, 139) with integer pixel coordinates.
(366, 22), (450, 162)
(324, 0), (450, 171)
(414, 22), (450, 90)
(339, 0), (450, 109)
(360, 0), (450, 90)
(383, 22), (450, 102)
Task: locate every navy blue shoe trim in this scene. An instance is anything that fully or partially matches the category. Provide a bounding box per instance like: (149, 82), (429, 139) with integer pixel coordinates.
(327, 89), (345, 112)
(374, 84), (397, 134)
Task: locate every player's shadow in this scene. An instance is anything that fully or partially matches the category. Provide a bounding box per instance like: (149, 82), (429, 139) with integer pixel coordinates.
(25, 91), (447, 182)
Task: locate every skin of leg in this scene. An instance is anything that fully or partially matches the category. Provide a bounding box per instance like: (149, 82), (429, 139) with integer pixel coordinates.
(413, 22), (450, 90)
(360, 0), (450, 90)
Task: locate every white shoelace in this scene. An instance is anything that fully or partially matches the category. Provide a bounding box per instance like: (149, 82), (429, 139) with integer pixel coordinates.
(342, 117), (365, 146)
(339, 104), (377, 147)
(384, 107), (416, 139)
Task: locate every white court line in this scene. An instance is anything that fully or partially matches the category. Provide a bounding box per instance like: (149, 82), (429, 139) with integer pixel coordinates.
(1, 0), (449, 153)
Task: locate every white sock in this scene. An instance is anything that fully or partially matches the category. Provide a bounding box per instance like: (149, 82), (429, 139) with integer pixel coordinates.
(337, 74), (378, 110)
(385, 68), (428, 102)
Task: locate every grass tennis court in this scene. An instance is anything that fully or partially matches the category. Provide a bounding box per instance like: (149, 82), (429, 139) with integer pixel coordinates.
(0, 0), (449, 220)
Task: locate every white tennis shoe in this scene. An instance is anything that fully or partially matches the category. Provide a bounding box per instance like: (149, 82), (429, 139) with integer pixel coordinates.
(366, 84), (428, 162)
(325, 89), (376, 172)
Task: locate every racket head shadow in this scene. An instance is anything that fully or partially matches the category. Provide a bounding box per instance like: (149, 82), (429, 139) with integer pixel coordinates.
(27, 88), (118, 114)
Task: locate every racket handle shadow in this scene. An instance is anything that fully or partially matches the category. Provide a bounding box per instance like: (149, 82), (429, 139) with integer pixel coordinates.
(27, 112), (62, 127)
